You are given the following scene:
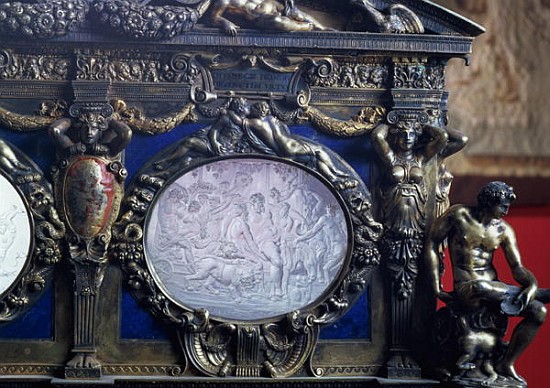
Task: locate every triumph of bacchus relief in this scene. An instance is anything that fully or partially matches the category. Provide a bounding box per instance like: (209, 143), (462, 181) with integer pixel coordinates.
(0, 1), (547, 388)
(146, 158), (349, 321)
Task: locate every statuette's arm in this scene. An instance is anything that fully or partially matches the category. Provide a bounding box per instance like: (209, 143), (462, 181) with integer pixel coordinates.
(422, 124), (448, 161)
(104, 120), (133, 157)
(501, 225), (538, 306)
(49, 118), (77, 154)
(370, 123), (394, 166)
(425, 207), (455, 302)
(441, 127), (468, 158)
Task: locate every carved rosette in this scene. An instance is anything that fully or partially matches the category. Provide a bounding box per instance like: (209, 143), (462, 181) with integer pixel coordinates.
(90, 0), (211, 40)
(0, 0), (89, 39)
(112, 98), (382, 377)
(0, 140), (65, 321)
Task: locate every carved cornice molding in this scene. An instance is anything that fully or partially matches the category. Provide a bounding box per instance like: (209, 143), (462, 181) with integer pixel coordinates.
(19, 30), (473, 58)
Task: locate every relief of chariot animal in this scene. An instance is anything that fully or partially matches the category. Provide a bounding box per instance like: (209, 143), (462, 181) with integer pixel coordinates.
(187, 254), (262, 301)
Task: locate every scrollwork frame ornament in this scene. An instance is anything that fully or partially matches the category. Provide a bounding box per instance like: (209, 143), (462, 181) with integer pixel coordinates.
(0, 139), (65, 322)
(112, 97), (382, 378)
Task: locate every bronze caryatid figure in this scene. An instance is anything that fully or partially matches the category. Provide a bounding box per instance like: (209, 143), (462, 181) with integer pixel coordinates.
(371, 116), (448, 299)
(426, 181), (550, 387)
(370, 114), (447, 377)
(49, 103), (132, 377)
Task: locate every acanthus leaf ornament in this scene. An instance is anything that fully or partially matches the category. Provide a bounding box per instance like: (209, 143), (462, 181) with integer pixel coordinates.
(393, 61), (446, 90)
(304, 58), (390, 89)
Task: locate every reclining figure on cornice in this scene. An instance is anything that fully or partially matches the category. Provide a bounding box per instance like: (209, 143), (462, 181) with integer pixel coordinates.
(207, 0), (424, 35)
(207, 0), (327, 35)
(0, 0), (425, 39)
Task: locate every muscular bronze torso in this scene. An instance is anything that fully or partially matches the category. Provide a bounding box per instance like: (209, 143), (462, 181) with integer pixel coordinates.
(446, 206), (507, 286)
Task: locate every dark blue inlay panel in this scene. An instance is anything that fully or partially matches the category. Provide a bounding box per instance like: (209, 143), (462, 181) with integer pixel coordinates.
(0, 286), (54, 340)
(120, 290), (169, 340)
(0, 126), (56, 175)
(2, 120), (374, 342)
(320, 290), (370, 340)
(0, 125), (55, 340)
(125, 123), (203, 181)
(125, 124), (374, 186)
(122, 123), (373, 341)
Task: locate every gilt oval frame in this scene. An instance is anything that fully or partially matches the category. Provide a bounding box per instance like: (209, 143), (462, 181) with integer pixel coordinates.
(143, 154), (354, 323)
(0, 139), (64, 323)
(112, 118), (382, 377)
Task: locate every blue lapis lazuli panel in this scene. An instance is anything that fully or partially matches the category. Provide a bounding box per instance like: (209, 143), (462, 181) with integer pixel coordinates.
(0, 286), (54, 340)
(120, 290), (370, 341)
(120, 288), (370, 341)
(1, 121), (373, 341)
(0, 126), (56, 176)
(0, 126), (56, 340)
(121, 123), (373, 341)
(120, 290), (170, 340)
(125, 123), (374, 185)
(320, 290), (370, 340)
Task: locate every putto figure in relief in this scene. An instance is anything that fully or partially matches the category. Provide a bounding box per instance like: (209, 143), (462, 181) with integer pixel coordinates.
(154, 98), (357, 190)
(232, 101), (357, 189)
(426, 181), (550, 387)
(371, 118), (448, 298)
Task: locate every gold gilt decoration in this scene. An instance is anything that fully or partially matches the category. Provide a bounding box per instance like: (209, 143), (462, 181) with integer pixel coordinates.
(111, 100), (197, 135)
(300, 105), (386, 137)
(0, 105), (54, 132)
(0, 100), (67, 132)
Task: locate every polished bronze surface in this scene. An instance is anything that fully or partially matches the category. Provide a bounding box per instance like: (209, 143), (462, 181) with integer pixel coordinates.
(0, 1), (506, 387)
(426, 182), (550, 387)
